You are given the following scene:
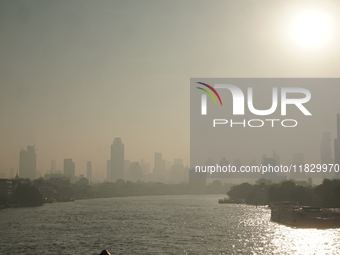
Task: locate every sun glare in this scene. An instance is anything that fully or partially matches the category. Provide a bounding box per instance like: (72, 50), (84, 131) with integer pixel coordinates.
(289, 10), (333, 49)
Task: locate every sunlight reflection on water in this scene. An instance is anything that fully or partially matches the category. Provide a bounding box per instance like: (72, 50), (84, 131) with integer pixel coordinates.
(1, 195), (340, 254)
(271, 227), (340, 255)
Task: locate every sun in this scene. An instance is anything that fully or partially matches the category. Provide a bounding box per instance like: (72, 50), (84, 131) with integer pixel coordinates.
(289, 11), (333, 48)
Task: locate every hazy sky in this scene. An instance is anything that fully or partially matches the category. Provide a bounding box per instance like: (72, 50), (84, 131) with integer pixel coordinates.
(1, 0), (340, 178)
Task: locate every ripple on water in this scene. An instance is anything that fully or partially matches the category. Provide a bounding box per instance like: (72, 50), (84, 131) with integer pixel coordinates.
(1, 195), (340, 254)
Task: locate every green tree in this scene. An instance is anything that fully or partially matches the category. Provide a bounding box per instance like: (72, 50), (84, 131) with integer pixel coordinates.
(13, 184), (43, 206)
(227, 182), (253, 200)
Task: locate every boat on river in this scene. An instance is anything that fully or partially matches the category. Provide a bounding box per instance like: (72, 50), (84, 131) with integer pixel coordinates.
(218, 197), (244, 204)
(270, 201), (340, 228)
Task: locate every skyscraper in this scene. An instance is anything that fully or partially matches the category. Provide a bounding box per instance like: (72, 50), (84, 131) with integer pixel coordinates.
(110, 138), (124, 182)
(273, 150), (280, 166)
(19, 145), (36, 180)
(334, 111), (340, 178)
(106, 159), (111, 182)
(63, 158), (75, 177)
(124, 159), (131, 178)
(153, 152), (165, 182)
(127, 161), (143, 182)
(140, 159), (150, 175)
(87, 161), (92, 183)
(291, 153), (305, 179)
(262, 156), (278, 178)
(321, 132), (332, 164)
(51, 160), (56, 174)
(171, 158), (184, 183)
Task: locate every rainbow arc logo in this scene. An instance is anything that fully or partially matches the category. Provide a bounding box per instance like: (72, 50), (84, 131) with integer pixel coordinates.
(196, 82), (223, 106)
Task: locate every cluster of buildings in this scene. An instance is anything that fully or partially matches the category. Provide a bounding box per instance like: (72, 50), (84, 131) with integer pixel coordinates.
(4, 137), (189, 185)
(106, 138), (189, 183)
(193, 111), (340, 181)
(3, 111), (340, 189)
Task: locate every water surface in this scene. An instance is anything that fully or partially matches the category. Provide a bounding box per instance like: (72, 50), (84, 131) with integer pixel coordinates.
(1, 195), (340, 254)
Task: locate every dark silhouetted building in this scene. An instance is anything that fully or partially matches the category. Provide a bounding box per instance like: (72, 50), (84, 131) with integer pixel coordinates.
(293, 153), (304, 165)
(51, 160), (56, 174)
(106, 160), (111, 182)
(0, 179), (12, 197)
(63, 158), (75, 177)
(321, 132), (333, 164)
(171, 158), (185, 183)
(124, 159), (130, 178)
(262, 156), (278, 178)
(153, 152), (165, 182)
(273, 150), (280, 166)
(110, 138), (124, 182)
(140, 159), (150, 175)
(263, 157), (276, 166)
(334, 111), (340, 178)
(87, 161), (92, 183)
(127, 161), (143, 182)
(218, 157), (230, 178)
(19, 145), (36, 180)
(291, 153), (305, 179)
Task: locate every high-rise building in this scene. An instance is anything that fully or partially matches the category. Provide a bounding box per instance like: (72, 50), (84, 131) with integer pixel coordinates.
(334, 111), (340, 178)
(262, 157), (277, 166)
(262, 156), (278, 179)
(140, 159), (150, 175)
(218, 157), (230, 178)
(51, 160), (56, 174)
(106, 159), (111, 182)
(293, 153), (304, 165)
(171, 158), (185, 183)
(110, 138), (124, 182)
(63, 158), (75, 177)
(273, 150), (280, 166)
(291, 153), (305, 179)
(124, 159), (131, 178)
(127, 162), (143, 182)
(321, 132), (333, 164)
(87, 161), (92, 183)
(19, 145), (36, 180)
(153, 152), (165, 182)
(0, 179), (12, 197)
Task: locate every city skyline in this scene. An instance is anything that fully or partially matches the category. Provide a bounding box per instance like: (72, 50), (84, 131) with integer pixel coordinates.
(5, 136), (190, 183)
(2, 1), (340, 179)
(2, 1), (340, 254)
(6, 106), (340, 183)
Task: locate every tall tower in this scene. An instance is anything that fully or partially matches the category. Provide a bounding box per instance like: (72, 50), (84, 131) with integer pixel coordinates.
(63, 158), (75, 177)
(51, 160), (56, 174)
(19, 145), (36, 180)
(273, 150), (280, 166)
(87, 161), (92, 183)
(153, 152), (165, 182)
(321, 132), (332, 164)
(334, 110), (340, 178)
(291, 153), (305, 179)
(110, 138), (124, 182)
(106, 159), (111, 182)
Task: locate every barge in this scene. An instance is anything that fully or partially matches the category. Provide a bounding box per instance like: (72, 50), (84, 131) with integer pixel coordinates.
(270, 201), (340, 228)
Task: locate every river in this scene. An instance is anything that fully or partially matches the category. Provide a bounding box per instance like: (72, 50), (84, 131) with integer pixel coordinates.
(1, 195), (340, 254)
